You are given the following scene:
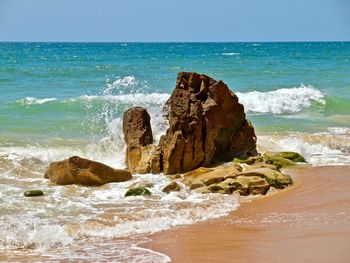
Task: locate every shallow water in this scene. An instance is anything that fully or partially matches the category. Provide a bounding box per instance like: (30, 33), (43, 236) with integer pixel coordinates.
(0, 42), (349, 261)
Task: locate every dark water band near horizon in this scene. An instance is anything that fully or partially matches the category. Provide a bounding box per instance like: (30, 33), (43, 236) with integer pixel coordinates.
(0, 42), (349, 262)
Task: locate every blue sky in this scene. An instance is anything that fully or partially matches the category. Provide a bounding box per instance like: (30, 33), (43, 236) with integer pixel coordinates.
(0, 0), (349, 42)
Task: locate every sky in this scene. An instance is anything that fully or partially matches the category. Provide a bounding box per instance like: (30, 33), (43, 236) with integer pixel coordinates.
(0, 0), (349, 42)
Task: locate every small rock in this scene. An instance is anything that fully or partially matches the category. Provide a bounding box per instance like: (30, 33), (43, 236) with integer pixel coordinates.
(24, 190), (44, 197)
(125, 187), (151, 197)
(162, 181), (181, 193)
(275, 151), (306, 163)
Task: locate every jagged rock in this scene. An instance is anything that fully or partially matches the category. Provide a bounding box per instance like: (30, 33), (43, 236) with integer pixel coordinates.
(162, 181), (181, 193)
(125, 187), (151, 197)
(123, 107), (154, 173)
(154, 72), (258, 174)
(44, 156), (131, 186)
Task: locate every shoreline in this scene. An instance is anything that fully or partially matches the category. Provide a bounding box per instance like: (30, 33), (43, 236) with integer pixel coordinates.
(142, 165), (350, 263)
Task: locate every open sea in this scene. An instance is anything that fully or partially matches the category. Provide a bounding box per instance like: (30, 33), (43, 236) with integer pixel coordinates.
(0, 42), (350, 262)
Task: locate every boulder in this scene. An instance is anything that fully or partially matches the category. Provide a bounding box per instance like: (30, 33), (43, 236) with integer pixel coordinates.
(44, 156), (132, 186)
(151, 72), (258, 174)
(123, 107), (154, 173)
(162, 181), (181, 193)
(125, 187), (151, 197)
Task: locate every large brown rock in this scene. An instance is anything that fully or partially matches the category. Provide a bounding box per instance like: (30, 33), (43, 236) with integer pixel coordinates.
(158, 72), (257, 174)
(44, 156), (132, 186)
(123, 107), (154, 173)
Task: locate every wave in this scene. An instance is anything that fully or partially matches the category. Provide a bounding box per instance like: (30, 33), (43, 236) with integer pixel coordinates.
(258, 131), (350, 165)
(222, 52), (240, 56)
(237, 85), (325, 114)
(16, 97), (58, 105)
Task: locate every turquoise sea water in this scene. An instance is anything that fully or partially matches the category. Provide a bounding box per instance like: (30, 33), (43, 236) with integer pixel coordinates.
(0, 42), (350, 261)
(1, 42), (350, 142)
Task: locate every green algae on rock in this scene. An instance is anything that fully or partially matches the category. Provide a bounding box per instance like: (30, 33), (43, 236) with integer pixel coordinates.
(24, 190), (44, 197)
(125, 187), (151, 197)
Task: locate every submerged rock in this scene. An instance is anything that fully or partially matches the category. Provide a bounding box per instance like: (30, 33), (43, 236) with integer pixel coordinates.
(24, 190), (44, 197)
(44, 156), (132, 186)
(162, 181), (181, 193)
(125, 187), (151, 197)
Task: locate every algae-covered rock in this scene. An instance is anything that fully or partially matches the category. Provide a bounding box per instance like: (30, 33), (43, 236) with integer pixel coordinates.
(275, 151), (306, 163)
(24, 190), (44, 197)
(125, 187), (151, 197)
(162, 181), (181, 193)
(263, 155), (295, 169)
(233, 156), (263, 165)
(246, 176), (270, 195)
(207, 184), (227, 194)
(229, 176), (250, 195)
(239, 167), (293, 189)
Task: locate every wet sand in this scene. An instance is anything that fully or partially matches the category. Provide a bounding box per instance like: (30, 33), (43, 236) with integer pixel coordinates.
(143, 165), (350, 263)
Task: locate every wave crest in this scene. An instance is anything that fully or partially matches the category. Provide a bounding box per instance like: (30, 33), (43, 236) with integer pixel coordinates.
(237, 85), (325, 114)
(16, 97), (57, 105)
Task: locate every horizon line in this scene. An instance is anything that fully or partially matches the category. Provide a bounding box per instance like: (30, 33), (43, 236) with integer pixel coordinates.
(0, 40), (349, 44)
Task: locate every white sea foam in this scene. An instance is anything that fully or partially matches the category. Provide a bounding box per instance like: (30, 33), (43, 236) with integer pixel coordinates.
(237, 85), (325, 114)
(17, 97), (58, 105)
(77, 92), (169, 106)
(103, 75), (137, 95)
(258, 134), (350, 165)
(222, 52), (240, 56)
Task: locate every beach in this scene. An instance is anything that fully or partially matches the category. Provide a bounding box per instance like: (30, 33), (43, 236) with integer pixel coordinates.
(1, 42), (350, 262)
(143, 165), (350, 262)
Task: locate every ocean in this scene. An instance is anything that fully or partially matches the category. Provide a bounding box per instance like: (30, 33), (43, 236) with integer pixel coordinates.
(0, 42), (349, 261)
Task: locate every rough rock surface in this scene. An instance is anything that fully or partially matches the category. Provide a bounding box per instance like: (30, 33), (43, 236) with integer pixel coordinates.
(156, 72), (257, 174)
(181, 160), (293, 196)
(44, 156), (132, 186)
(122, 72), (257, 175)
(123, 107), (154, 173)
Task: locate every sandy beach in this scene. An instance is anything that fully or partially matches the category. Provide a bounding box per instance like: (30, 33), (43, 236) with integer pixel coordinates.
(143, 165), (350, 263)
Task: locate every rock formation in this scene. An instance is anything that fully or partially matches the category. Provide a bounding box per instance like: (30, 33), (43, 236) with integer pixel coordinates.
(123, 107), (155, 173)
(123, 72), (258, 175)
(44, 156), (132, 186)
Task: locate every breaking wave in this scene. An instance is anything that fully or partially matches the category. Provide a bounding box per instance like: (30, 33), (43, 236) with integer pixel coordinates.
(237, 85), (325, 114)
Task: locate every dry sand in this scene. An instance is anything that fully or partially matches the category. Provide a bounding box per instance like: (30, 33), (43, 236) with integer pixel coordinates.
(143, 165), (350, 263)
